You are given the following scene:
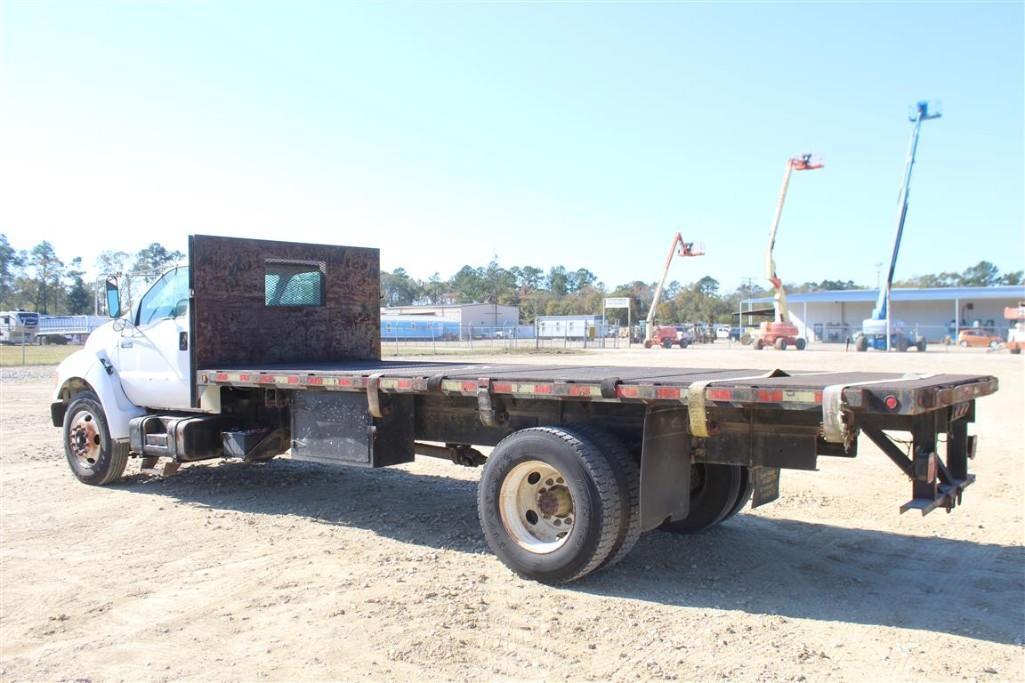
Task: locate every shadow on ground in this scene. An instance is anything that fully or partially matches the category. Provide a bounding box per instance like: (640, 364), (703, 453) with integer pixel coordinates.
(114, 458), (1025, 645)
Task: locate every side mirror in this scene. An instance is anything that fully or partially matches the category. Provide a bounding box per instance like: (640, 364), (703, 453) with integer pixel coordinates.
(174, 298), (189, 318)
(105, 278), (121, 318)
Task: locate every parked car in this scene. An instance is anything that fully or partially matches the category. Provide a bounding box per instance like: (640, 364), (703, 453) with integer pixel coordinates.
(957, 329), (1003, 349)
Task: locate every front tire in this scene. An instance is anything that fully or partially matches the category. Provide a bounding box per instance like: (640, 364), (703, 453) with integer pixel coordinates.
(478, 427), (627, 583)
(774, 338), (788, 351)
(795, 337), (807, 350)
(62, 391), (128, 486)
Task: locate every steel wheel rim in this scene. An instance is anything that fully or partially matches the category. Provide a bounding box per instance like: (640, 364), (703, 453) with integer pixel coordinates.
(499, 460), (575, 554)
(69, 410), (102, 469)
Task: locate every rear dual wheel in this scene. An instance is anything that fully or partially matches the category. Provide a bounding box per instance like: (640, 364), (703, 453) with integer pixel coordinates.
(659, 464), (752, 534)
(478, 426), (639, 583)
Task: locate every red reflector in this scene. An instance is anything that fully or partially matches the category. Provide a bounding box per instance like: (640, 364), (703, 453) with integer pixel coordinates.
(307, 376), (323, 385)
(814, 391), (822, 403)
(707, 388), (732, 401)
(757, 389), (784, 403)
(885, 395), (899, 410)
(461, 381), (477, 393)
(569, 384), (592, 396)
(259, 375), (274, 383)
(397, 379), (412, 390)
(655, 387), (681, 400)
(287, 376), (299, 384)
(617, 386), (639, 398)
(492, 382), (513, 393)
(215, 372), (229, 382)
(534, 384), (553, 395)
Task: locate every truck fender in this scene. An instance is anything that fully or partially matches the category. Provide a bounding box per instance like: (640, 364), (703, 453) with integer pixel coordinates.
(53, 349), (145, 441)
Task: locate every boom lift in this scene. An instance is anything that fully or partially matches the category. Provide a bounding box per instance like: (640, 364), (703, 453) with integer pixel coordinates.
(643, 233), (703, 348)
(752, 154), (823, 350)
(857, 101), (940, 352)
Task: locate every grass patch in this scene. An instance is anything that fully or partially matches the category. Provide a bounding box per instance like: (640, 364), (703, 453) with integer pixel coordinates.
(0, 344), (83, 367)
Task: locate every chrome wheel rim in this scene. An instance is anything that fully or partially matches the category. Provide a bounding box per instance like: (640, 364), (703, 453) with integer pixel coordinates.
(69, 410), (102, 469)
(499, 460), (575, 554)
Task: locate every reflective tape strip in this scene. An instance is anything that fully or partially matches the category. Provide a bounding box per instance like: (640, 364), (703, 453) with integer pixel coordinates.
(821, 373), (934, 444)
(688, 370), (787, 438)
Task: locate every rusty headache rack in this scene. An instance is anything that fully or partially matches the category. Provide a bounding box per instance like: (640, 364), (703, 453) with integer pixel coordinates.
(197, 362), (997, 516)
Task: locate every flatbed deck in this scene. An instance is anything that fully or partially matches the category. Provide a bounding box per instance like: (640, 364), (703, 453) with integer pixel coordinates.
(198, 361), (997, 417)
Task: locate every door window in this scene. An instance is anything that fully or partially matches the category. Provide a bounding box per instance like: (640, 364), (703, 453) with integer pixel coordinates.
(136, 267), (189, 326)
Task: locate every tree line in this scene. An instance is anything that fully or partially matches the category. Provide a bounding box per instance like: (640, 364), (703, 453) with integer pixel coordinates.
(384, 259), (1023, 325)
(0, 233), (1019, 324)
(0, 234), (183, 315)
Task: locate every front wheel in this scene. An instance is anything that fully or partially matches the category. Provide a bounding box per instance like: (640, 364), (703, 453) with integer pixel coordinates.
(478, 427), (630, 583)
(754, 338), (765, 350)
(795, 338), (807, 350)
(855, 336), (868, 352)
(916, 339), (927, 352)
(774, 338), (788, 351)
(62, 391), (129, 486)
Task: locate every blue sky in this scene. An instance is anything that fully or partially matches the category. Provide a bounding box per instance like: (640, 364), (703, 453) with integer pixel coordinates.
(1, 1), (1022, 290)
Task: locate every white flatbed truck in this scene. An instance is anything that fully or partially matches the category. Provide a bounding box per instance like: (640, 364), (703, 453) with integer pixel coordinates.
(51, 236), (998, 583)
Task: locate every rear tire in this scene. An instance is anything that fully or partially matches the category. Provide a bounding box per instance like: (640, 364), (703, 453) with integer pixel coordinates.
(721, 467), (753, 522)
(659, 463), (744, 534)
(795, 338), (807, 350)
(569, 427), (640, 570)
(754, 338), (764, 350)
(774, 338), (787, 351)
(478, 427), (625, 583)
(916, 339), (927, 352)
(62, 391), (128, 486)
(661, 338), (673, 349)
(1011, 347), (1021, 355)
(855, 336), (868, 352)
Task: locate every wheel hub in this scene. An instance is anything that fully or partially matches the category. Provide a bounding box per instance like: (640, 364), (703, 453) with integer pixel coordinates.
(499, 461), (576, 554)
(69, 412), (101, 467)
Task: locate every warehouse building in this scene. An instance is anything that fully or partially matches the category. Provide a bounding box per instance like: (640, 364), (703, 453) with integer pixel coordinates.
(381, 303), (519, 328)
(380, 303), (524, 340)
(742, 286), (1025, 343)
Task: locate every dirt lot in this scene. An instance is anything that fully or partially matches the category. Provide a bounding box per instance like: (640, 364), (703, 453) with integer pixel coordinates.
(1, 346), (1023, 681)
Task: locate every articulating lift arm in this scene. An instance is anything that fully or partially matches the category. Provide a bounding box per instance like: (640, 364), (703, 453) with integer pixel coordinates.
(645, 233), (702, 342)
(765, 154), (822, 324)
(871, 101), (941, 324)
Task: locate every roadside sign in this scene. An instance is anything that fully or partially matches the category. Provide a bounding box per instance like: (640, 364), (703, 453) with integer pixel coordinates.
(604, 297), (630, 309)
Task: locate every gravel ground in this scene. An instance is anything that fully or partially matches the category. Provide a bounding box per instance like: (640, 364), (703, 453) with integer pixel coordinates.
(1, 345), (1022, 681)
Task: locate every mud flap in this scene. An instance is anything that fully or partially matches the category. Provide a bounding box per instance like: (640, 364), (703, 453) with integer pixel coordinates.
(751, 466), (780, 508)
(639, 407), (691, 531)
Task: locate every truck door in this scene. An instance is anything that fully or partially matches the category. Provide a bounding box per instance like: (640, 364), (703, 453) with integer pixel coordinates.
(116, 266), (192, 410)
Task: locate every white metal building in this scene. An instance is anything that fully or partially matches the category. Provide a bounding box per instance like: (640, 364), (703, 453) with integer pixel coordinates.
(381, 303), (520, 328)
(536, 315), (607, 340)
(743, 286), (1025, 343)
